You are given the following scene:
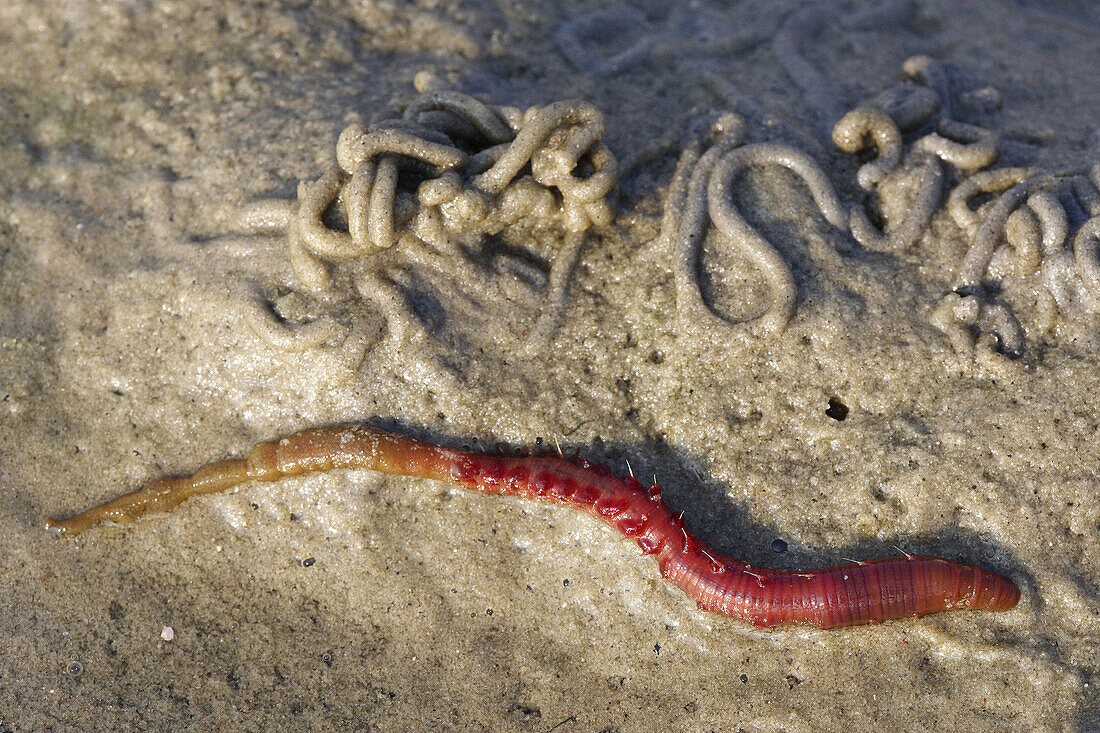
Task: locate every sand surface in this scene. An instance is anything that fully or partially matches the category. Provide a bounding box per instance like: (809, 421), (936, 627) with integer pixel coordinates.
(2, 1), (1100, 730)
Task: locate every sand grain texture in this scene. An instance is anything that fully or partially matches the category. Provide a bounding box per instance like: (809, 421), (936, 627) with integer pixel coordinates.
(2, 0), (1099, 731)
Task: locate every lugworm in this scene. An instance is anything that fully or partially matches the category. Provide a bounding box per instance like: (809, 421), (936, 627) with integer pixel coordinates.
(45, 425), (1020, 628)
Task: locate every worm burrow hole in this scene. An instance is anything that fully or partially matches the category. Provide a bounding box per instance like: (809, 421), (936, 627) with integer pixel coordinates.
(825, 397), (849, 421)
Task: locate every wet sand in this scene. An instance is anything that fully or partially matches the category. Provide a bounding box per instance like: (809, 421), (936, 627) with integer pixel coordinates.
(2, 1), (1099, 730)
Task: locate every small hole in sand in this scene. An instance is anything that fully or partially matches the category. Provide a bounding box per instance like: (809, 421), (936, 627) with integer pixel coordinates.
(825, 397), (848, 421)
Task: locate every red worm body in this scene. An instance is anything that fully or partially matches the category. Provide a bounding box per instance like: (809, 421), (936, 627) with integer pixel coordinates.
(45, 425), (1020, 628)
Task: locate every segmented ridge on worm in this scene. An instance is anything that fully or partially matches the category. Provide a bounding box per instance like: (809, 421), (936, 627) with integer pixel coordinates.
(45, 425), (1020, 628)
